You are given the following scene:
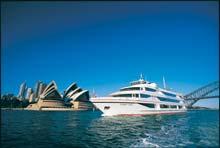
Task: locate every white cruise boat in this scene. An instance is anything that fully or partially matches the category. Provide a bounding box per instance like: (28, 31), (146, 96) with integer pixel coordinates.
(90, 75), (187, 116)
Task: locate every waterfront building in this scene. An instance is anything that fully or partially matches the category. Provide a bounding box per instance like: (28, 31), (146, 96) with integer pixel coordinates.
(38, 82), (47, 97)
(26, 88), (33, 100)
(29, 93), (35, 103)
(18, 82), (27, 100)
(33, 81), (47, 102)
(34, 81), (41, 98)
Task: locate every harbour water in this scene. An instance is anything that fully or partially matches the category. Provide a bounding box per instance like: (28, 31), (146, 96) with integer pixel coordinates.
(1, 110), (219, 148)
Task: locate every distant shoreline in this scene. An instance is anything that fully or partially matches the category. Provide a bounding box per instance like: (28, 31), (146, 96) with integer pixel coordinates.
(0, 108), (92, 111)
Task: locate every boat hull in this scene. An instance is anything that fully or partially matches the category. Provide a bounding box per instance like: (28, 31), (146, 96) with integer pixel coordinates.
(92, 101), (186, 116)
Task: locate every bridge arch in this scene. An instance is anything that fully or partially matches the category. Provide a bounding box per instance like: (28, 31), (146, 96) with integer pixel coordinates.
(183, 81), (219, 107)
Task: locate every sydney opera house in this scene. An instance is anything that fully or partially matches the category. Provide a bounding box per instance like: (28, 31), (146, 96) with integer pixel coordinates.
(26, 81), (93, 110)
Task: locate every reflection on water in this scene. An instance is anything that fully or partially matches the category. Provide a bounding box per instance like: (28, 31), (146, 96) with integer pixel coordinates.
(1, 110), (219, 148)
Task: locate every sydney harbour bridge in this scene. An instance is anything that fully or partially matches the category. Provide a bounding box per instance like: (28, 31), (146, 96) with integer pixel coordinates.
(183, 81), (219, 108)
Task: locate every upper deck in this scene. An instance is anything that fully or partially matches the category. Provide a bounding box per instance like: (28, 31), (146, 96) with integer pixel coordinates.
(109, 76), (184, 101)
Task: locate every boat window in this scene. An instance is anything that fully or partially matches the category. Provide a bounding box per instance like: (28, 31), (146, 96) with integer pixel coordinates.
(104, 106), (110, 110)
(140, 103), (155, 108)
(157, 97), (180, 103)
(160, 104), (169, 108)
(145, 87), (156, 92)
(113, 94), (132, 97)
(178, 105), (182, 109)
(121, 87), (141, 91)
(140, 94), (151, 98)
(132, 94), (139, 98)
(170, 105), (177, 108)
(134, 94), (139, 98)
(162, 91), (176, 97)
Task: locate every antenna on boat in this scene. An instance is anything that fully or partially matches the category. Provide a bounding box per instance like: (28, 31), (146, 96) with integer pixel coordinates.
(163, 76), (166, 89)
(140, 73), (144, 80)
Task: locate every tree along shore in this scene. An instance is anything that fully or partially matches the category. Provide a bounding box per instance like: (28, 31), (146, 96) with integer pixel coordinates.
(1, 94), (29, 108)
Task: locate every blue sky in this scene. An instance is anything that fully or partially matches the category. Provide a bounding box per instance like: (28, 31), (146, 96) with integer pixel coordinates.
(1, 2), (219, 108)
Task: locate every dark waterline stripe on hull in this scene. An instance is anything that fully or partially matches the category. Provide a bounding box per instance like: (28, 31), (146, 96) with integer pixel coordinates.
(115, 111), (186, 116)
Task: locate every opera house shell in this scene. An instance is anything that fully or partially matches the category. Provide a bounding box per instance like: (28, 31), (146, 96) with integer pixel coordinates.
(26, 81), (67, 110)
(26, 81), (93, 110)
(63, 83), (93, 110)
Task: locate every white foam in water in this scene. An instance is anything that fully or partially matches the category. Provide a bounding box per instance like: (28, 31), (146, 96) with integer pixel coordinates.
(131, 138), (160, 148)
(142, 138), (160, 148)
(145, 133), (152, 138)
(161, 126), (165, 131)
(160, 126), (169, 135)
